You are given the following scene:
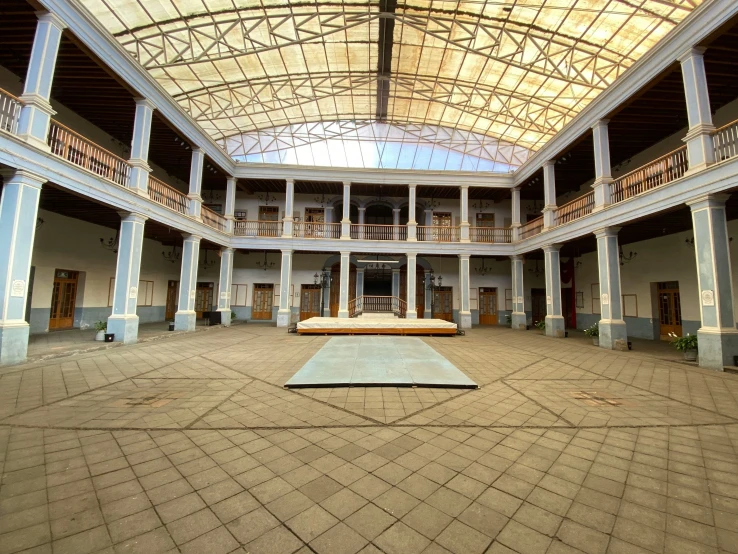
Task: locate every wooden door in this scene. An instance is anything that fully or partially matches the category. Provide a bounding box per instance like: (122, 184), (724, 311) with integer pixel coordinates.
(165, 280), (178, 320)
(195, 282), (214, 318)
(300, 285), (322, 321)
(432, 212), (452, 241)
(49, 269), (78, 329)
(304, 208), (325, 238)
(658, 281), (682, 339)
(531, 288), (546, 326)
(253, 283), (274, 320)
(479, 288), (498, 325)
(400, 266), (425, 318)
(433, 287), (453, 321)
(329, 263), (356, 317)
(258, 206), (279, 236)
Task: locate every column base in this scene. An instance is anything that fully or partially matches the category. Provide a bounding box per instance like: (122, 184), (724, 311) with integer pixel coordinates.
(405, 310), (417, 320)
(106, 315), (139, 344)
(599, 319), (628, 350)
(277, 310), (291, 327)
(696, 328), (738, 371)
(174, 311), (197, 332)
(545, 315), (566, 338)
(511, 312), (527, 330)
(0, 322), (30, 366)
(459, 311), (472, 329)
(217, 308), (232, 327)
(337, 310), (350, 319)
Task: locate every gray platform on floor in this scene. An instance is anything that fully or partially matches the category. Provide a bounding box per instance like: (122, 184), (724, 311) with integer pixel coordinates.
(284, 336), (477, 388)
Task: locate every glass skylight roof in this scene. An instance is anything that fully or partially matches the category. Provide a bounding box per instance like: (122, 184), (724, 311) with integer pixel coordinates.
(80, 0), (701, 170)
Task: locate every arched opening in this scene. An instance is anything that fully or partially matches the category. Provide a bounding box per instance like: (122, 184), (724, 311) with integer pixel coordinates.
(335, 203), (359, 223)
(365, 204), (393, 225)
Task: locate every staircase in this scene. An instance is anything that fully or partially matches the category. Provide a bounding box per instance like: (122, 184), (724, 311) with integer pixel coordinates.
(349, 296), (407, 318)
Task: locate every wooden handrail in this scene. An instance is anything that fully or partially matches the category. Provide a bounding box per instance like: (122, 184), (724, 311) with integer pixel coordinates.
(0, 87), (22, 135)
(713, 118), (738, 163)
(519, 217), (543, 239)
(233, 220), (283, 237)
(147, 175), (189, 215)
(417, 226), (460, 242)
(293, 222), (341, 238)
(201, 205), (228, 232)
(351, 224), (407, 240)
(469, 227), (512, 243)
(610, 146), (688, 204)
(555, 191), (595, 226)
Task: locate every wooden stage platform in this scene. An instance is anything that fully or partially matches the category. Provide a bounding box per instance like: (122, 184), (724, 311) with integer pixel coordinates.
(296, 317), (457, 336)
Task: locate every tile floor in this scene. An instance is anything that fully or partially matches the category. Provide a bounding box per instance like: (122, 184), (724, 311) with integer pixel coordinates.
(1, 324), (738, 554)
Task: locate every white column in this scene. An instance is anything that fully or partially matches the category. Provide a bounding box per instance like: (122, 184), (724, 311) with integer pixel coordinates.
(591, 120), (613, 211)
(16, 12), (65, 150)
(595, 227), (628, 349)
(543, 244), (565, 338)
(680, 48), (716, 173)
(174, 234), (201, 331)
(424, 270), (432, 318)
(0, 170), (45, 365)
(511, 255), (526, 330)
(325, 206), (333, 224)
(282, 179), (294, 237)
(542, 161), (557, 229)
(688, 194), (738, 370)
(217, 247), (235, 325)
(393, 208), (401, 240)
(511, 187), (521, 241)
(341, 182), (351, 239)
(225, 177), (236, 233)
(406, 253), (417, 319)
(127, 99), (155, 195)
(187, 148), (204, 219)
(458, 254), (471, 329)
(392, 268), (401, 298)
(338, 251), (351, 318)
(422, 208), (433, 241)
(358, 207), (366, 239)
(407, 184), (417, 241)
(277, 249), (293, 327)
(107, 212), (147, 344)
(356, 268), (365, 301)
(460, 185), (470, 242)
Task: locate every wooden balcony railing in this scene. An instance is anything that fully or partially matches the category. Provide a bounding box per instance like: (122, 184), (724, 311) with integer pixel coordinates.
(610, 146), (688, 204)
(0, 87), (22, 135)
(519, 217), (543, 239)
(350, 224), (407, 240)
(713, 118), (738, 162)
(201, 205), (228, 232)
(148, 175), (189, 215)
(233, 220), (283, 237)
(47, 120), (131, 187)
(293, 222), (341, 239)
(417, 226), (460, 242)
(348, 296), (362, 318)
(555, 191), (595, 226)
(470, 227), (512, 243)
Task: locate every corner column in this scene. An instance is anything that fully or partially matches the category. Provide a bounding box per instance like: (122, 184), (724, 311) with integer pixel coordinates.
(393, 208), (401, 240)
(338, 251), (351, 318)
(543, 244), (565, 337)
(0, 170), (45, 365)
(680, 48), (715, 173)
(16, 12), (66, 150)
(511, 187), (521, 241)
(459, 254), (472, 328)
(511, 255), (526, 330)
(277, 249), (293, 327)
(127, 99), (155, 195)
(688, 195), (738, 370)
(460, 186), (470, 242)
(107, 212), (148, 344)
(595, 227), (628, 349)
(406, 253), (417, 319)
(282, 179), (294, 237)
(224, 177), (236, 233)
(407, 185), (417, 241)
(542, 161), (557, 229)
(341, 182), (351, 239)
(187, 148), (204, 219)
(217, 247), (235, 325)
(392, 268), (401, 298)
(591, 120), (613, 211)
(357, 207), (366, 239)
(174, 234), (201, 331)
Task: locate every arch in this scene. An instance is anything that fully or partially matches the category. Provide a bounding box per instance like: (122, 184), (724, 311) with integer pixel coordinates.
(362, 198), (398, 210)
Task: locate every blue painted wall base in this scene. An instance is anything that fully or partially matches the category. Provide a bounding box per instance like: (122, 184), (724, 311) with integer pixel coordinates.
(0, 323), (30, 365)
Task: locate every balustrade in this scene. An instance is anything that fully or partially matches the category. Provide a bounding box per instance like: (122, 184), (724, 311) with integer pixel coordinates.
(148, 175), (189, 215)
(233, 220), (283, 237)
(201, 205), (228, 232)
(555, 191), (595, 226)
(713, 118), (738, 162)
(350, 224), (407, 240)
(469, 227), (512, 243)
(0, 88), (22, 135)
(610, 146), (688, 204)
(293, 222), (341, 239)
(417, 226), (460, 242)
(519, 217), (543, 239)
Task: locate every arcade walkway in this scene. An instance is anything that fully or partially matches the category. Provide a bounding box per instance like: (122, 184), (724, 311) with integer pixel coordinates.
(1, 326), (737, 554)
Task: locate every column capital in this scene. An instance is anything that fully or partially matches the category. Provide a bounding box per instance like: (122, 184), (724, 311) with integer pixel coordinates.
(678, 46), (707, 63)
(510, 254), (524, 262)
(117, 211), (148, 224)
(226, 176), (237, 185)
(593, 226), (620, 238)
(280, 248), (294, 255)
(358, 206), (366, 212)
(542, 243), (562, 253)
(0, 169), (46, 188)
(36, 11), (68, 30)
(459, 184), (469, 190)
(285, 178), (294, 186)
(543, 160), (556, 168)
(406, 252), (417, 260)
(181, 233), (202, 242)
(343, 181), (351, 187)
(687, 193), (729, 210)
(340, 250), (351, 257)
(458, 253), (470, 260)
(221, 247), (235, 255)
(392, 207), (401, 213)
(408, 183), (417, 189)
(591, 119), (610, 130)
(134, 97), (157, 111)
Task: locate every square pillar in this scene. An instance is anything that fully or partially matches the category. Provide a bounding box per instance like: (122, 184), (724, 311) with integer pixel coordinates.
(422, 208), (433, 240)
(407, 184), (417, 241)
(341, 182), (351, 239)
(460, 186), (470, 242)
(16, 12), (65, 151)
(688, 195), (738, 370)
(107, 212), (148, 344)
(543, 244), (565, 338)
(338, 251), (351, 318)
(591, 120), (613, 212)
(217, 247), (235, 325)
(511, 187), (521, 241)
(679, 48), (716, 173)
(459, 254), (471, 328)
(282, 179), (294, 237)
(406, 253), (417, 319)
(174, 234), (201, 331)
(277, 249), (293, 327)
(393, 208), (401, 240)
(424, 271), (432, 318)
(127, 98), (155, 195)
(224, 177), (236, 233)
(542, 161), (557, 229)
(392, 268), (401, 298)
(358, 207), (366, 239)
(187, 148), (204, 219)
(356, 268), (365, 300)
(595, 227), (628, 349)
(511, 255), (526, 330)
(0, 170), (45, 366)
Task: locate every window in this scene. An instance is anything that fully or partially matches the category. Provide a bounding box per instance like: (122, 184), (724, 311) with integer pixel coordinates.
(108, 278), (154, 307)
(231, 284), (248, 306)
(259, 206), (279, 221)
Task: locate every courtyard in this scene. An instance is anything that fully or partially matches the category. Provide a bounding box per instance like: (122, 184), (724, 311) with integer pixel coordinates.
(1, 325), (738, 554)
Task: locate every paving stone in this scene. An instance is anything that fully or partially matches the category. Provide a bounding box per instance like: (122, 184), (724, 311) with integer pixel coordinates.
(345, 503), (396, 540)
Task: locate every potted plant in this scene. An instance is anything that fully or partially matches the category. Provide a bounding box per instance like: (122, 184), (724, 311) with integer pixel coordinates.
(534, 320), (546, 334)
(231, 311), (237, 322)
(584, 322), (599, 346)
(94, 321), (107, 341)
(505, 314), (512, 328)
(669, 332), (698, 361)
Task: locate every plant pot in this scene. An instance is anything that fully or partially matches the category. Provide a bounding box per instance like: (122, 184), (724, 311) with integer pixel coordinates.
(104, 333), (115, 343)
(683, 349), (697, 362)
(95, 330), (105, 342)
(592, 337), (599, 346)
(168, 323), (175, 331)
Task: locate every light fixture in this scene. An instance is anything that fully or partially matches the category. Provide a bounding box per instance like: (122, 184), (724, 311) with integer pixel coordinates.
(200, 250), (218, 270)
(162, 245), (181, 264)
(619, 246), (637, 265)
(100, 230), (119, 254)
(258, 192), (276, 205)
(472, 200), (490, 210)
(256, 251), (276, 271)
(685, 235), (733, 248)
(528, 259), (544, 278)
(314, 193), (327, 207)
(36, 217), (44, 230)
(425, 192), (440, 210)
(313, 267), (331, 315)
(474, 257), (493, 276)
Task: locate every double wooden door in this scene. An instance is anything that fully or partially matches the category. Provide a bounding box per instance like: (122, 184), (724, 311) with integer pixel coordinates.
(194, 283), (214, 318)
(49, 269), (78, 330)
(165, 281), (178, 320)
(432, 287), (453, 321)
(658, 281), (682, 339)
(253, 283), (274, 320)
(300, 285), (322, 321)
(479, 288), (498, 325)
(531, 288), (546, 326)
(329, 263), (356, 317)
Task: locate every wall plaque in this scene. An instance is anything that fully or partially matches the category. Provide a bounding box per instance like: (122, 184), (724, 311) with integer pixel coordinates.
(601, 293), (609, 305)
(10, 280), (25, 297)
(129, 286), (137, 299)
(701, 289), (715, 306)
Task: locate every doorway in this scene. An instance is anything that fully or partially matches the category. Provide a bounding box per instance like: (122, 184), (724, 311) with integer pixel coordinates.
(300, 284), (322, 321)
(479, 287), (498, 325)
(657, 281), (682, 339)
(253, 283), (274, 320)
(195, 282), (214, 318)
(165, 280), (178, 320)
(49, 269), (79, 330)
(432, 286), (453, 321)
(531, 288), (546, 326)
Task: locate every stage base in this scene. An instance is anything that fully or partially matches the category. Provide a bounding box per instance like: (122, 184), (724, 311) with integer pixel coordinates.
(296, 317), (456, 336)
